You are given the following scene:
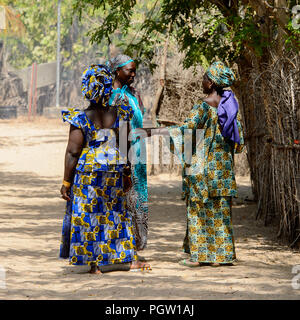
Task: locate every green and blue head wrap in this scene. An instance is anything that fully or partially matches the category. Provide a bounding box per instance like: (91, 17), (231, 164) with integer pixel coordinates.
(206, 61), (236, 88)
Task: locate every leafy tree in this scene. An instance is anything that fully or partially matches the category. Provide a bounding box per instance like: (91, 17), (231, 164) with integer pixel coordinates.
(0, 1), (25, 72)
(72, 0), (300, 246)
(0, 0), (166, 72)
(0, 0), (106, 72)
(72, 0), (299, 69)
(0, 1), (25, 36)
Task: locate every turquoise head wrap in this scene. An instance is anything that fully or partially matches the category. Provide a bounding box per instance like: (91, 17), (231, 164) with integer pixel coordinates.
(206, 61), (236, 88)
(106, 54), (134, 74)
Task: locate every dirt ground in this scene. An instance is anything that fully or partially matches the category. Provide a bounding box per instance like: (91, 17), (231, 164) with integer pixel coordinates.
(0, 116), (299, 300)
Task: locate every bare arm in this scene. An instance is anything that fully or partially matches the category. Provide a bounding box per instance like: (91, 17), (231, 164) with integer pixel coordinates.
(60, 125), (84, 201)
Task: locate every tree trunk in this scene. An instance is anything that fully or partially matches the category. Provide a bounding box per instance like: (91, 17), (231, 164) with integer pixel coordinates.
(150, 27), (170, 175)
(151, 28), (170, 126)
(0, 40), (3, 75)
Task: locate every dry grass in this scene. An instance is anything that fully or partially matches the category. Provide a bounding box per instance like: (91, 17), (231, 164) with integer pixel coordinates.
(241, 51), (300, 246)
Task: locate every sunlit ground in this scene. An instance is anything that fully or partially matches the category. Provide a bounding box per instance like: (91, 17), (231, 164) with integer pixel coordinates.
(0, 117), (299, 300)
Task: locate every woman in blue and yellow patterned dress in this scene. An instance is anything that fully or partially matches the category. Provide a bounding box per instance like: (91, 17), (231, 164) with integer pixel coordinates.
(165, 61), (244, 267)
(59, 64), (150, 274)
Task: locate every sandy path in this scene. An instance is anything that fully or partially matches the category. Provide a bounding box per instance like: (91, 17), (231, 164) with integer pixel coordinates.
(0, 117), (299, 300)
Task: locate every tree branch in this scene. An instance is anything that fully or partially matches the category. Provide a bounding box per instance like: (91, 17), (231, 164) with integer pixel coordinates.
(263, 0), (290, 12)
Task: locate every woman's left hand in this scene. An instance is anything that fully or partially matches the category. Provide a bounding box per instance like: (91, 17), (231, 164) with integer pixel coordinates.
(60, 184), (71, 201)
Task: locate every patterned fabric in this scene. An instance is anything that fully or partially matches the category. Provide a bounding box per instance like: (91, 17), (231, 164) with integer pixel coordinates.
(168, 100), (244, 263)
(61, 108), (133, 173)
(67, 171), (136, 266)
(206, 61), (235, 88)
(109, 86), (148, 251)
(60, 187), (74, 258)
(59, 109), (137, 266)
(125, 170), (148, 251)
(168, 101), (244, 204)
(185, 197), (236, 263)
(81, 64), (113, 105)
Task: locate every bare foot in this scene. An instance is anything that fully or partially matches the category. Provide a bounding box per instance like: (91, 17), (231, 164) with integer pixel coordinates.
(210, 263), (234, 267)
(89, 264), (102, 274)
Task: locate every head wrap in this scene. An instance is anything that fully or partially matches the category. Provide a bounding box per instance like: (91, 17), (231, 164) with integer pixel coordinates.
(106, 54), (134, 74)
(81, 64), (134, 120)
(206, 61), (235, 88)
(81, 64), (112, 106)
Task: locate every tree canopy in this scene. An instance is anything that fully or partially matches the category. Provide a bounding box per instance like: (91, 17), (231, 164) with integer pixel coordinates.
(0, 0), (168, 72)
(0, 0), (108, 70)
(72, 0), (300, 70)
(3, 0), (298, 72)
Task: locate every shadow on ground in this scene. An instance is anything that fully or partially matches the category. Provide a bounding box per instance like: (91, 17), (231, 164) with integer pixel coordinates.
(0, 171), (299, 299)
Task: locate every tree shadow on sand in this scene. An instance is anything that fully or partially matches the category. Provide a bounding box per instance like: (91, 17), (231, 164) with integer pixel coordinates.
(1, 172), (299, 299)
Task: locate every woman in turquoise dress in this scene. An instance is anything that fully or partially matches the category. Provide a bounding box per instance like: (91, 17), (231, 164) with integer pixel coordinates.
(59, 64), (150, 273)
(164, 61), (245, 267)
(107, 55), (148, 252)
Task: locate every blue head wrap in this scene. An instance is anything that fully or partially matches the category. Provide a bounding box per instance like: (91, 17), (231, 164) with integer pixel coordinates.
(81, 64), (112, 106)
(106, 54), (134, 74)
(81, 64), (134, 120)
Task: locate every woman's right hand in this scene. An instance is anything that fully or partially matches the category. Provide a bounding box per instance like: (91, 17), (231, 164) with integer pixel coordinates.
(60, 184), (71, 201)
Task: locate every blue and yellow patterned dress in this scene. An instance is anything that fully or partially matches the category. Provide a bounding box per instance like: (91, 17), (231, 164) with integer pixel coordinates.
(59, 108), (137, 266)
(168, 100), (244, 264)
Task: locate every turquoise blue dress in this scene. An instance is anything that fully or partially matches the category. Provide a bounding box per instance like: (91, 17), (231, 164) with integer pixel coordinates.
(109, 85), (148, 250)
(59, 107), (138, 266)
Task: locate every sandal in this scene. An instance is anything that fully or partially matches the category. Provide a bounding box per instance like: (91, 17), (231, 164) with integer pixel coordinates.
(130, 261), (152, 272)
(178, 259), (200, 268)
